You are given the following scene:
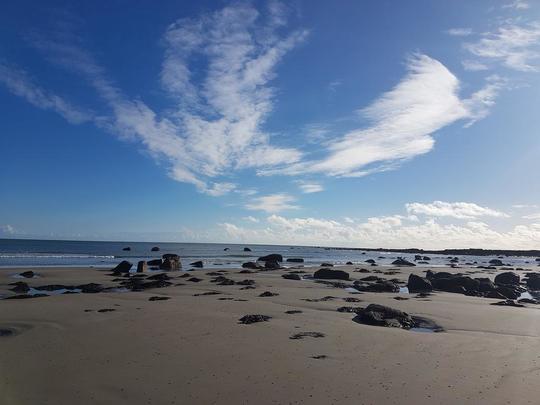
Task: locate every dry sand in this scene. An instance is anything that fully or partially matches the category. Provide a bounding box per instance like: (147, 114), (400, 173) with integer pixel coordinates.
(1, 264), (540, 404)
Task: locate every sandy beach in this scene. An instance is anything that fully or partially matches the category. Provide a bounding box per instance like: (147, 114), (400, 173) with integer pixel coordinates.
(2, 263), (540, 405)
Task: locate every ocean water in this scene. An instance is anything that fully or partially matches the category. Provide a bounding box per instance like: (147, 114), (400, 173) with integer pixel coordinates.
(0, 238), (537, 269)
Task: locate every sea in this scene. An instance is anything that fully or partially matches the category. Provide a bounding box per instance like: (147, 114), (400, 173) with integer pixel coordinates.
(0, 238), (538, 269)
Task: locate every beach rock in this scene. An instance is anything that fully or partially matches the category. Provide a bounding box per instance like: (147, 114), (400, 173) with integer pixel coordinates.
(223, 248), (229, 251)
(242, 261), (261, 270)
(494, 285), (521, 299)
(19, 271), (35, 278)
(407, 274), (433, 293)
(190, 261), (204, 268)
(9, 282), (30, 293)
(149, 296), (170, 301)
(122, 247), (131, 251)
(525, 273), (540, 290)
(354, 280), (399, 293)
(286, 258), (304, 263)
(485, 290), (508, 299)
(282, 273), (302, 281)
(187, 277), (203, 283)
(431, 276), (478, 294)
(257, 254), (282, 262)
(238, 315), (271, 324)
(264, 260), (280, 270)
(236, 279), (255, 286)
(146, 273), (171, 281)
(137, 261), (147, 273)
(475, 278), (496, 292)
(518, 298), (539, 304)
(494, 272), (519, 286)
(147, 259), (162, 266)
(285, 310), (303, 314)
(353, 304), (415, 329)
(365, 259), (376, 264)
(112, 260), (132, 273)
(489, 259), (504, 266)
(320, 263), (334, 267)
(391, 258), (416, 266)
(346, 261), (353, 265)
(78, 283), (104, 293)
(313, 268), (350, 281)
(151, 246), (160, 252)
(259, 291), (279, 297)
(243, 247), (252, 252)
(5, 294), (48, 299)
(337, 306), (364, 313)
(160, 254), (181, 271)
(290, 331), (325, 340)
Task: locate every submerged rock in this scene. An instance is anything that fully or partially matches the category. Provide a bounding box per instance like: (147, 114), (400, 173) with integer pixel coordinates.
(190, 260), (204, 268)
(286, 258), (304, 263)
(391, 258), (416, 266)
(257, 254), (283, 262)
(151, 246), (160, 252)
(243, 247), (252, 252)
(112, 261), (132, 273)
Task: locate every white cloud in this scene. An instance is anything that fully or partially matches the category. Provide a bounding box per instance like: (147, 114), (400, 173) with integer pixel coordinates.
(523, 213), (540, 220)
(0, 63), (92, 124)
(245, 193), (299, 213)
(447, 28), (473, 37)
(462, 60), (489, 71)
(405, 201), (509, 219)
(243, 216), (260, 223)
(513, 204), (539, 209)
(503, 1), (530, 10)
(297, 182), (324, 193)
(464, 23), (540, 71)
(0, 224), (15, 235)
(263, 54), (500, 178)
(218, 210), (540, 249)
(6, 2), (307, 197)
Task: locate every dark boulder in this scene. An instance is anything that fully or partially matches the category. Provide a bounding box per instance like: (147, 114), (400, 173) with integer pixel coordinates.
(475, 277), (496, 292)
(313, 268), (350, 281)
(490, 300), (524, 307)
(242, 261), (261, 270)
(9, 281), (30, 293)
(147, 259), (162, 266)
(354, 280), (399, 293)
(282, 273), (302, 281)
(243, 247), (252, 252)
(353, 304), (414, 329)
(346, 261), (353, 265)
(494, 272), (519, 286)
(137, 261), (147, 273)
(264, 260), (280, 270)
(365, 259), (376, 264)
(525, 273), (540, 290)
(257, 254), (282, 262)
(391, 258), (415, 266)
(286, 258), (304, 263)
(239, 315), (271, 324)
(122, 247), (131, 251)
(78, 283), (104, 293)
(190, 261), (204, 268)
(259, 291), (279, 297)
(112, 261), (132, 273)
(19, 271), (35, 278)
(494, 285), (520, 300)
(160, 254), (181, 271)
(407, 274), (433, 293)
(151, 246), (160, 252)
(320, 263), (334, 267)
(489, 259), (504, 266)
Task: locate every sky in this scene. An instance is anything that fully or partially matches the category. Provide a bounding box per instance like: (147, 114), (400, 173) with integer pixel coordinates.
(1, 0), (540, 249)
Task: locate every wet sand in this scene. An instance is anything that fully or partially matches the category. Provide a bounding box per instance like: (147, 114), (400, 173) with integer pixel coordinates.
(1, 264), (540, 404)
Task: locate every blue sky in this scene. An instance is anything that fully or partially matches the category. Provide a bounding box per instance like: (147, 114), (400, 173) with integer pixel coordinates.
(1, 0), (540, 248)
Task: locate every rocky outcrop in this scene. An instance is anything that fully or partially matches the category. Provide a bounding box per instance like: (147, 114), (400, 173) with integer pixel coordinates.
(313, 268), (350, 280)
(264, 261), (280, 270)
(151, 246), (160, 252)
(489, 259), (504, 266)
(282, 273), (302, 281)
(525, 273), (540, 290)
(160, 254), (181, 271)
(353, 304), (415, 329)
(407, 274), (432, 293)
(494, 272), (519, 286)
(112, 261), (132, 273)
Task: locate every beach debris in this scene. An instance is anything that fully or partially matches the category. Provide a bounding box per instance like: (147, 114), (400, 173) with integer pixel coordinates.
(259, 291), (279, 297)
(236, 279), (255, 286)
(238, 315), (271, 324)
(352, 304), (444, 331)
(311, 355), (327, 359)
(146, 273), (172, 280)
(407, 274), (433, 293)
(148, 296), (171, 301)
(257, 254), (283, 262)
(313, 268), (349, 281)
(391, 258), (416, 266)
(393, 296), (409, 300)
(282, 273), (302, 281)
(0, 328), (15, 337)
(137, 261), (147, 273)
(240, 286), (256, 290)
(290, 331), (325, 339)
(238, 269), (255, 274)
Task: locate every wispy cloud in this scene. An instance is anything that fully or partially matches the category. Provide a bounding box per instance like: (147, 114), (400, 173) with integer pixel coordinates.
(447, 28), (473, 37)
(406, 201), (509, 219)
(263, 54), (500, 178)
(461, 60), (489, 71)
(3, 2), (307, 196)
(0, 224), (15, 235)
(523, 213), (540, 220)
(243, 215), (260, 223)
(245, 193), (298, 213)
(513, 204), (539, 209)
(464, 22), (540, 71)
(0, 63), (92, 124)
(503, 1), (530, 10)
(297, 182), (324, 193)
